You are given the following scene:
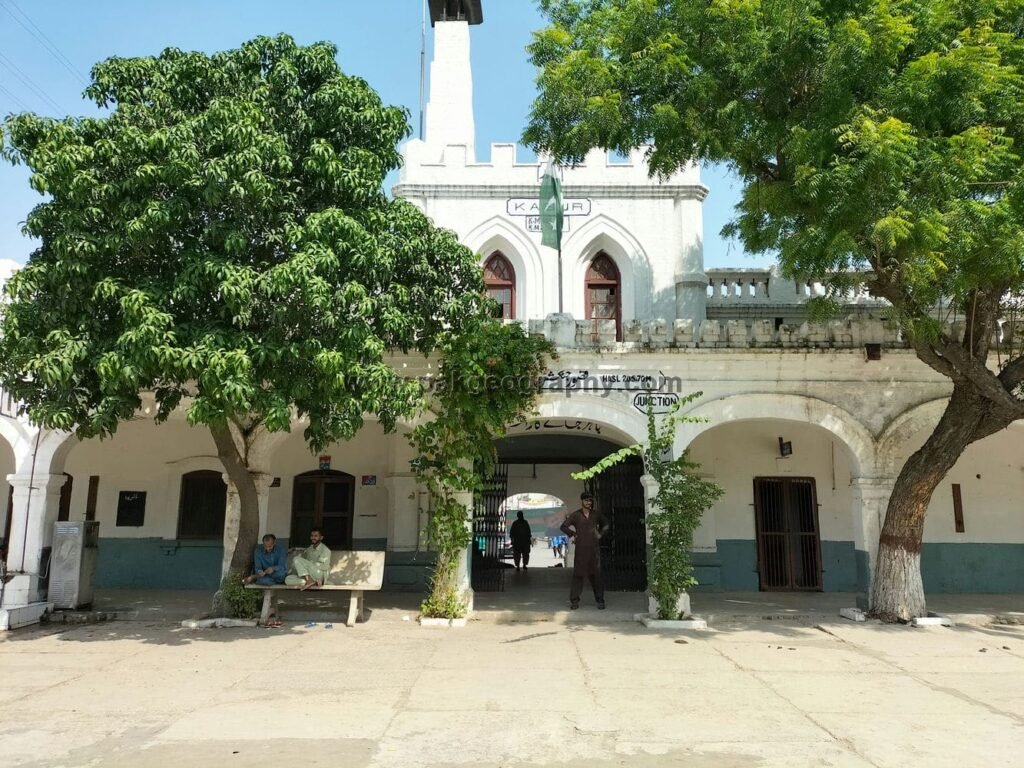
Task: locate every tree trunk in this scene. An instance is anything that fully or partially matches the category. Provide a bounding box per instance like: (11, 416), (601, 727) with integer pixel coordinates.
(209, 422), (261, 577)
(870, 387), (987, 622)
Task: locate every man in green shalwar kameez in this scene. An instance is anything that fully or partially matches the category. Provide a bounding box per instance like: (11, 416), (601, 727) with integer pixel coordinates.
(285, 528), (332, 590)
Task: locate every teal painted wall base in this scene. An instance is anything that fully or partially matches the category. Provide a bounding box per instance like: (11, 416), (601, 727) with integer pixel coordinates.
(855, 549), (870, 593)
(96, 538), (222, 589)
(695, 540), (1024, 594)
(383, 551), (435, 592)
(922, 543), (1024, 593)
(693, 539), (859, 592)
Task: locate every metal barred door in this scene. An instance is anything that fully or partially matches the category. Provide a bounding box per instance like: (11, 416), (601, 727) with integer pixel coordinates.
(586, 456), (647, 591)
(753, 477), (822, 591)
(472, 462), (509, 592)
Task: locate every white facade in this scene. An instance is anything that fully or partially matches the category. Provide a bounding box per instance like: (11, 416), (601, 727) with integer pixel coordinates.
(2, 15), (1023, 608)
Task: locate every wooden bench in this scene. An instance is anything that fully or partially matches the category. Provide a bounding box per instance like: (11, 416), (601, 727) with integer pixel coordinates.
(245, 550), (386, 627)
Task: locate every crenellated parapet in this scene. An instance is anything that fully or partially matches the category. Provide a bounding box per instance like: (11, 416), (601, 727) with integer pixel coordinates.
(394, 140), (706, 199)
(522, 312), (1013, 352)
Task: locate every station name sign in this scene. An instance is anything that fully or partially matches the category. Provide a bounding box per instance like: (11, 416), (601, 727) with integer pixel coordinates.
(507, 198), (592, 234)
(506, 198), (592, 217)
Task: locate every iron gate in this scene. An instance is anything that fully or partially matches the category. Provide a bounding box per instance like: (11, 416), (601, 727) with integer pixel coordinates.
(472, 462), (509, 592)
(753, 477), (822, 591)
(586, 456), (647, 591)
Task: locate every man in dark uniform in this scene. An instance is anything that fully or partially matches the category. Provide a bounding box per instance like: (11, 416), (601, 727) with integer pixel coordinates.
(509, 511), (532, 570)
(560, 491), (608, 609)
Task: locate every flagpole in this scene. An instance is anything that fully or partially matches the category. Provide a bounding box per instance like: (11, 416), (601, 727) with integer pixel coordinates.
(557, 244), (563, 314)
(418, 0), (427, 140)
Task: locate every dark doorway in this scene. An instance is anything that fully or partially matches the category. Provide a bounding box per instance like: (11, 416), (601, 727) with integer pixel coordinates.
(291, 470), (355, 551)
(753, 477), (822, 591)
(471, 432), (647, 594)
(585, 456), (646, 591)
(57, 473), (74, 522)
(2, 485), (12, 565)
(472, 462), (509, 592)
(177, 470), (227, 540)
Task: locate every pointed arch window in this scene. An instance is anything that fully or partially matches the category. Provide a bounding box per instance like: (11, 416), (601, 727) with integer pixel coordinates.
(585, 252), (622, 341)
(484, 252), (516, 320)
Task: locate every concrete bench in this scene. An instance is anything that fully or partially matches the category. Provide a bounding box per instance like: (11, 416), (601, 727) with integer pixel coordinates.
(245, 550), (386, 627)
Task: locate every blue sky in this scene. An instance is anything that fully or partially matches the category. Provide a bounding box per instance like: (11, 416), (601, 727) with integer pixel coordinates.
(0, 0), (766, 268)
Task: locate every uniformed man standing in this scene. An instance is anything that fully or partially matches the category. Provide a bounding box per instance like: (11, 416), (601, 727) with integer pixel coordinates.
(560, 492), (608, 609)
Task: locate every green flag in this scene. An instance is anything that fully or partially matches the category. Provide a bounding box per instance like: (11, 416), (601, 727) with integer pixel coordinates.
(539, 158), (563, 249)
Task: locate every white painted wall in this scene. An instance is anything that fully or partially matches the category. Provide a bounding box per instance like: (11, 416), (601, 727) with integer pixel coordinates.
(687, 420), (856, 544)
(892, 425), (1024, 544)
(396, 144), (706, 324)
(63, 419), (220, 538)
(265, 424), (395, 543)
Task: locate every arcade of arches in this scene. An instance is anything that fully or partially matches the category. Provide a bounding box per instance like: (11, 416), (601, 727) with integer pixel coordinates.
(1, 394), (1022, 598)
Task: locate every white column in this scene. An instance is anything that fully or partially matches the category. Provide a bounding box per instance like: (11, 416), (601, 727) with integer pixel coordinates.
(675, 191), (707, 324)
(253, 472), (273, 538)
(850, 477), (895, 598)
(454, 489), (474, 612)
(3, 473), (67, 606)
(384, 474), (420, 551)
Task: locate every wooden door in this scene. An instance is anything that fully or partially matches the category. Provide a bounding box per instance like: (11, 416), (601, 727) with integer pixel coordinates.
(290, 471), (354, 550)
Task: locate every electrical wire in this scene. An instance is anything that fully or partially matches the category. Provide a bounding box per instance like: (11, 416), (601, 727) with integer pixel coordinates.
(0, 51), (65, 114)
(0, 81), (31, 112)
(0, 0), (89, 87)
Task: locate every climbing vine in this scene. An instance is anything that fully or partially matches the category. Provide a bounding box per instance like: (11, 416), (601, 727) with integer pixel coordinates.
(573, 392), (723, 619)
(410, 322), (553, 618)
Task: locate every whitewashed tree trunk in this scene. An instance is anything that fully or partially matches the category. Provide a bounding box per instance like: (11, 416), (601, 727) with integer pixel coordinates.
(871, 543), (925, 622)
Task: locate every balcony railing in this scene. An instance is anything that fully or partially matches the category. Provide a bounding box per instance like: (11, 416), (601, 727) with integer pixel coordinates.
(705, 268), (882, 306)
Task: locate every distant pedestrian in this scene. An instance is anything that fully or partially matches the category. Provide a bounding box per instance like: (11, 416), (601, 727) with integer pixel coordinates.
(510, 511), (532, 570)
(561, 492), (608, 609)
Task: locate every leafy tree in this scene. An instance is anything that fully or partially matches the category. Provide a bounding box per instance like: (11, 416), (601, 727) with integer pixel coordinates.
(525, 0), (1024, 621)
(0, 35), (491, 575)
(572, 393), (722, 620)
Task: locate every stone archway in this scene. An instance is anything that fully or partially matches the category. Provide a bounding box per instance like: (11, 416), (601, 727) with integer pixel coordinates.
(677, 393), (877, 593)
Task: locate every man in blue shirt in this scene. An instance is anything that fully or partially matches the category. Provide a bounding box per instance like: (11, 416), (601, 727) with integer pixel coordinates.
(244, 534), (287, 586)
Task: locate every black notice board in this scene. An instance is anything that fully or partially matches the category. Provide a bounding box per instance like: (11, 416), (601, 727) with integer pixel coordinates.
(115, 491), (147, 527)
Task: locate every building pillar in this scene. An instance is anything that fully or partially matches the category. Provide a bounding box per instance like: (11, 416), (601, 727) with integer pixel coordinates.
(850, 477), (895, 601)
(384, 474), (421, 551)
(2, 473), (67, 606)
(454, 489), (474, 612)
(674, 191), (708, 324)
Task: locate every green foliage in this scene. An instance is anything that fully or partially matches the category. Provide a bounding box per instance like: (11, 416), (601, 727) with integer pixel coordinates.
(410, 322), (554, 618)
(572, 392), (723, 620)
(220, 573), (261, 619)
(526, 0), (1024, 338)
(0, 34), (487, 448)
(419, 584), (468, 620)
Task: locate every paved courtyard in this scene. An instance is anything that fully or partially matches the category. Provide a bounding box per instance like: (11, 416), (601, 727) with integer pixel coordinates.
(1, 590), (1023, 768)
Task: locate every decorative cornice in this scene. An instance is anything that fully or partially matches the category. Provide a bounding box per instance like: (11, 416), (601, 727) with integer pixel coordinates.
(392, 183), (709, 201)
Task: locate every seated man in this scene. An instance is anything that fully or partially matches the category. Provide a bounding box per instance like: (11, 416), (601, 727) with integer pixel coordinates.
(284, 527), (332, 590)
(244, 534), (287, 586)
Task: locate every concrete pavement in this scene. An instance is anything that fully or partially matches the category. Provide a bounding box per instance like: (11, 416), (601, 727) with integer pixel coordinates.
(1, 595), (1023, 767)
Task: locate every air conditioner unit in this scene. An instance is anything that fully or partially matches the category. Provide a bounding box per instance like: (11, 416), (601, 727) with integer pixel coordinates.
(50, 521), (99, 609)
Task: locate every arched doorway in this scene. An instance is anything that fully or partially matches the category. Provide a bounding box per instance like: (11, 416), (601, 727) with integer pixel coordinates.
(685, 418), (861, 592)
(290, 470), (355, 551)
(473, 427), (646, 593)
(584, 252), (622, 341)
(483, 252), (516, 319)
